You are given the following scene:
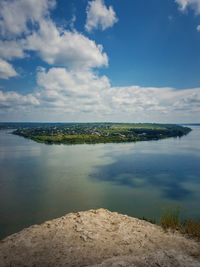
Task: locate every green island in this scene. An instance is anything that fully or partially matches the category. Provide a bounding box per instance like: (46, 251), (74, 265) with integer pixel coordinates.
(12, 123), (191, 144)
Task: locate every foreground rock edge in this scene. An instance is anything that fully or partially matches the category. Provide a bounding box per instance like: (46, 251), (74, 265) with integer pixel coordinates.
(0, 208), (200, 266)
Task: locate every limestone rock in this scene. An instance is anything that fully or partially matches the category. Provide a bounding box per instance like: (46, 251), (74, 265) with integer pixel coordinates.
(0, 209), (200, 266)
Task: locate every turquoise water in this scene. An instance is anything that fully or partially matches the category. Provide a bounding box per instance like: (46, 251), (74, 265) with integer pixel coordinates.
(0, 126), (200, 239)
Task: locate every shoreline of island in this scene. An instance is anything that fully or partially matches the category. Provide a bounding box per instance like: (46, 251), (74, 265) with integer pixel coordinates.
(11, 123), (192, 145)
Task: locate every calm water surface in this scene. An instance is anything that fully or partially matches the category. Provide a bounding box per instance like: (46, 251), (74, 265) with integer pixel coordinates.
(0, 126), (200, 239)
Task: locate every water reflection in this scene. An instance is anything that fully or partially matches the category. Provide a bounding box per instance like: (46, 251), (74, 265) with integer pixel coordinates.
(0, 127), (200, 239)
(90, 142), (200, 201)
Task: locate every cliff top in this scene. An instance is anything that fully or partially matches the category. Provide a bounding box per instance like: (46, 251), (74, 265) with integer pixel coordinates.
(0, 209), (200, 266)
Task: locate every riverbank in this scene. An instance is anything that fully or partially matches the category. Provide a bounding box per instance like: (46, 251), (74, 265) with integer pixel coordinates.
(0, 209), (200, 266)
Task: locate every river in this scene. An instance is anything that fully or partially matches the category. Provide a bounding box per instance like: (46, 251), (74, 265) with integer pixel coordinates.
(0, 125), (200, 239)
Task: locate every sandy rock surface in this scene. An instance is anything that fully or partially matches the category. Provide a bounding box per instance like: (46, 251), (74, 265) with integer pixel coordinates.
(0, 208), (200, 266)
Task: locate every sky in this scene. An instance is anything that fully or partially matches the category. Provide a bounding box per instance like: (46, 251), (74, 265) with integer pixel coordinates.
(0, 0), (200, 123)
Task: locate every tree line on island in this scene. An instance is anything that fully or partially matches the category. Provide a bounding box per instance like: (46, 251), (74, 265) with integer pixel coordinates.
(6, 122), (192, 145)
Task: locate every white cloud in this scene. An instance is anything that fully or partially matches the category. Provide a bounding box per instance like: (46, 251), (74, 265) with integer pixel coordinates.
(108, 86), (200, 114)
(37, 67), (110, 95)
(1, 66), (200, 122)
(70, 15), (76, 30)
(0, 0), (56, 62)
(36, 67), (110, 113)
(0, 40), (26, 60)
(0, 90), (39, 109)
(197, 24), (200, 31)
(0, 0), (108, 70)
(25, 20), (108, 69)
(0, 59), (18, 79)
(0, 0), (56, 38)
(0, 0), (199, 123)
(85, 0), (118, 32)
(175, 0), (200, 14)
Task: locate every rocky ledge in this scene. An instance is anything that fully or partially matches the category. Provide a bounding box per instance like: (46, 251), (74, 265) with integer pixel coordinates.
(0, 209), (200, 266)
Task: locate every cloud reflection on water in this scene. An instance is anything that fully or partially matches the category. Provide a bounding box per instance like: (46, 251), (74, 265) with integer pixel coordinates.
(90, 145), (200, 201)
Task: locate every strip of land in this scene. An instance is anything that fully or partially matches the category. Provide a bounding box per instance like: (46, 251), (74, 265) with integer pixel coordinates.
(12, 123), (191, 144)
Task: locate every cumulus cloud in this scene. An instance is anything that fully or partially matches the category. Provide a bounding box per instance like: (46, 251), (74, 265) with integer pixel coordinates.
(109, 86), (200, 114)
(37, 67), (110, 95)
(0, 0), (199, 122)
(0, 40), (26, 60)
(0, 59), (18, 79)
(0, 0), (56, 61)
(0, 0), (108, 70)
(1, 66), (200, 121)
(0, 90), (39, 109)
(36, 67), (110, 113)
(0, 0), (56, 38)
(35, 69), (174, 116)
(85, 0), (118, 32)
(197, 25), (200, 31)
(175, 0), (200, 14)
(25, 20), (108, 69)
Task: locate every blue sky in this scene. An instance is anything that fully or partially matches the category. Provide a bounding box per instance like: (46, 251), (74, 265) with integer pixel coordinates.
(0, 0), (200, 122)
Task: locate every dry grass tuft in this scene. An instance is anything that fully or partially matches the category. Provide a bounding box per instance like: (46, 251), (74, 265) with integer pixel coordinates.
(181, 219), (200, 239)
(160, 206), (181, 230)
(159, 206), (200, 239)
